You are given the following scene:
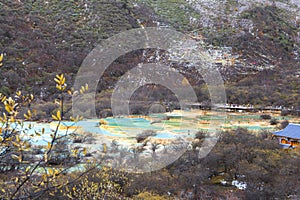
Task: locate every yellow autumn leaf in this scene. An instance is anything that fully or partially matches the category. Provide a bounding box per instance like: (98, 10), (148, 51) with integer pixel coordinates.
(47, 142), (51, 150)
(0, 53), (3, 66)
(9, 116), (15, 122)
(44, 153), (48, 162)
(18, 154), (22, 163)
(11, 154), (19, 160)
(52, 114), (58, 120)
(24, 109), (32, 119)
(55, 74), (65, 84)
(25, 166), (31, 173)
(56, 85), (62, 90)
(72, 149), (78, 156)
(42, 174), (48, 182)
(56, 110), (61, 120)
(16, 135), (20, 143)
(54, 169), (60, 176)
(52, 110), (61, 121)
(54, 78), (60, 85)
(7, 97), (14, 104)
(61, 77), (65, 84)
(5, 105), (13, 113)
(1, 96), (6, 102)
(24, 113), (29, 119)
(3, 113), (7, 121)
(16, 91), (21, 96)
(11, 141), (19, 147)
(48, 168), (53, 175)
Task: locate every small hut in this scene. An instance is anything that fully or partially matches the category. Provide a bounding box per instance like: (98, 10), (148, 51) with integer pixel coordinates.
(273, 124), (300, 148)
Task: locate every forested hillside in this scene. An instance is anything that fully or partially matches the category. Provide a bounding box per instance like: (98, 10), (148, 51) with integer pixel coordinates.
(0, 0), (299, 117)
(1, 1), (300, 199)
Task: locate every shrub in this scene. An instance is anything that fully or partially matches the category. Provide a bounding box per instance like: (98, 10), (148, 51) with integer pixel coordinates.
(148, 103), (166, 114)
(269, 118), (278, 125)
(60, 167), (129, 199)
(98, 108), (112, 118)
(281, 109), (291, 116)
(136, 130), (157, 143)
(134, 191), (169, 200)
(32, 102), (57, 118)
(280, 120), (289, 129)
(130, 103), (147, 115)
(260, 114), (271, 120)
(0, 73), (91, 199)
(195, 131), (207, 140)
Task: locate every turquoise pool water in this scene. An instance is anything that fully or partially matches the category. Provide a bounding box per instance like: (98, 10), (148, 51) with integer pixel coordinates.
(105, 118), (161, 130)
(1, 111), (280, 147)
(154, 132), (177, 139)
(173, 129), (189, 133)
(21, 122), (55, 146)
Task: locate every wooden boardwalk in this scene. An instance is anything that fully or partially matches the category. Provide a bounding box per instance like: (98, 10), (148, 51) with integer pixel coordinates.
(187, 103), (283, 112)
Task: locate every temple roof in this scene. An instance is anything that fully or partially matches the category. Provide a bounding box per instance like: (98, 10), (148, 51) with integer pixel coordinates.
(273, 124), (300, 139)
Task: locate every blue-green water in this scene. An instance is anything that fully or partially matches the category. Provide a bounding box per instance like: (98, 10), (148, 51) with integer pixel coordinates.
(2, 112), (279, 147)
(105, 118), (161, 130)
(154, 132), (176, 139)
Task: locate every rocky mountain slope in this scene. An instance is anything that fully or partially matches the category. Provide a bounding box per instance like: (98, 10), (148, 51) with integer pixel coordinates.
(0, 0), (299, 117)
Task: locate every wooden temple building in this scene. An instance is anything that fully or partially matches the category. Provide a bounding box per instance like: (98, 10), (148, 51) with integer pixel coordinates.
(273, 124), (300, 148)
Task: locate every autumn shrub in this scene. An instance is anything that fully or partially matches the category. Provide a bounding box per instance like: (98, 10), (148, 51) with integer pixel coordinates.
(281, 109), (291, 116)
(61, 167), (130, 199)
(98, 108), (113, 118)
(280, 120), (289, 129)
(0, 72), (92, 199)
(195, 131), (207, 140)
(0, 54), (132, 199)
(269, 118), (278, 125)
(0, 86), (10, 96)
(32, 102), (58, 118)
(133, 191), (169, 200)
(148, 103), (166, 114)
(130, 103), (147, 115)
(260, 114), (271, 120)
(136, 130), (157, 143)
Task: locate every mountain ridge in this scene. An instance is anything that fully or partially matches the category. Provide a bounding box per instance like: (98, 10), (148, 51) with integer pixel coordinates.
(0, 0), (299, 117)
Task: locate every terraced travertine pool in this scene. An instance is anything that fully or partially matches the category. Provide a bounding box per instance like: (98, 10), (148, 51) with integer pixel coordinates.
(6, 109), (296, 172)
(12, 109), (289, 147)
